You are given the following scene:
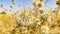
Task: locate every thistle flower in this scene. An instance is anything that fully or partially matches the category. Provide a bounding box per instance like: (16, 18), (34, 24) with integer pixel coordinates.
(0, 4), (3, 7)
(10, 5), (13, 9)
(11, 0), (16, 5)
(33, 0), (43, 7)
(41, 25), (49, 34)
(16, 11), (35, 26)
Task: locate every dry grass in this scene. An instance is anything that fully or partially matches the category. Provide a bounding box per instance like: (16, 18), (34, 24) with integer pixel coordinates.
(0, 0), (60, 34)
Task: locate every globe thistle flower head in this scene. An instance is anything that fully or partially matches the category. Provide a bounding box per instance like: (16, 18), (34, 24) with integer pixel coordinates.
(56, 0), (60, 6)
(33, 0), (43, 7)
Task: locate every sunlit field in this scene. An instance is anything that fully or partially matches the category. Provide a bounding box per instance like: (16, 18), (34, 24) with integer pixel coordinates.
(0, 0), (60, 34)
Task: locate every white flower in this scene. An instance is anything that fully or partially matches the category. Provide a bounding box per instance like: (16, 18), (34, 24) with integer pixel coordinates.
(41, 25), (49, 34)
(16, 11), (35, 26)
